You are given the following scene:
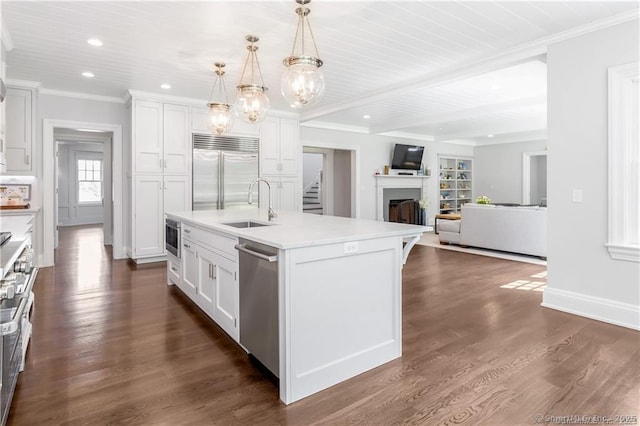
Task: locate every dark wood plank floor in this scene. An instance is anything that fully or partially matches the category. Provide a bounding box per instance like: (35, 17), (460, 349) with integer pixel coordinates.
(8, 225), (639, 425)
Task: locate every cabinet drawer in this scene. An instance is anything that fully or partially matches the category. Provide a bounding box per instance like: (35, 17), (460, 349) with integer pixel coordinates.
(197, 231), (238, 260)
(167, 253), (181, 286)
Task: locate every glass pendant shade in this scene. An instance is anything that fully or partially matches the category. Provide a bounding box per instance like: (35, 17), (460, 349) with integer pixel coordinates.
(207, 102), (233, 135)
(236, 35), (270, 124)
(206, 62), (233, 135)
(281, 57), (325, 108)
(282, 0), (325, 108)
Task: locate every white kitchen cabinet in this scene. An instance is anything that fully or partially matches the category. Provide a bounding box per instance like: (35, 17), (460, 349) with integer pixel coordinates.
(261, 176), (300, 213)
(180, 238), (198, 299)
(132, 174), (190, 260)
(260, 117), (299, 176)
(133, 100), (190, 174)
(133, 175), (164, 257)
(166, 222), (239, 341)
(212, 251), (238, 339)
(5, 87), (35, 173)
(167, 253), (181, 286)
(196, 246), (216, 317)
(191, 107), (258, 136)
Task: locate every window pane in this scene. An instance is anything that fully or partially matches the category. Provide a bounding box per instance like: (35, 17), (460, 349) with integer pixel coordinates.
(93, 170), (101, 181)
(78, 160), (86, 171)
(78, 170), (86, 181)
(79, 182), (102, 203)
(94, 161), (101, 172)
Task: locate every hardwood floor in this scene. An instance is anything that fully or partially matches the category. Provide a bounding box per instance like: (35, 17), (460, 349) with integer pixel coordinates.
(8, 225), (639, 425)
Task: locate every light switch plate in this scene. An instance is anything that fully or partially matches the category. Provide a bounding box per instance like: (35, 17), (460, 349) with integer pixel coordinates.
(572, 189), (583, 203)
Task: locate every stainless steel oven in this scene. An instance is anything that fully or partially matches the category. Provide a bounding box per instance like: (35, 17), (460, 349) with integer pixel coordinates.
(165, 219), (181, 258)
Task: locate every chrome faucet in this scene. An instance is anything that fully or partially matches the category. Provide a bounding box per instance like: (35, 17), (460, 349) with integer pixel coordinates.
(248, 177), (277, 221)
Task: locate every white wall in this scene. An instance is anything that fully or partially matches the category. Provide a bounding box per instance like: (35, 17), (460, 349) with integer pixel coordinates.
(543, 20), (640, 330)
(36, 94), (127, 264)
(57, 141), (104, 226)
(300, 126), (473, 222)
(474, 139), (547, 204)
(333, 149), (351, 218)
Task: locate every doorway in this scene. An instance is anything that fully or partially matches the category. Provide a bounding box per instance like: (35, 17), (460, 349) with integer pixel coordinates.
(302, 144), (359, 218)
(54, 130), (112, 248)
(43, 119), (124, 267)
(522, 151), (547, 205)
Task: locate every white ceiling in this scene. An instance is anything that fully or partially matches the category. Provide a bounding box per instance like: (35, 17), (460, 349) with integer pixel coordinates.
(2, 1), (638, 144)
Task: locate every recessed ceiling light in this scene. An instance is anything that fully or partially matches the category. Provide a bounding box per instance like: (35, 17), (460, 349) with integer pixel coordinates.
(363, 115), (370, 119)
(487, 134), (494, 138)
(87, 38), (103, 47)
(161, 83), (171, 90)
(82, 71), (95, 78)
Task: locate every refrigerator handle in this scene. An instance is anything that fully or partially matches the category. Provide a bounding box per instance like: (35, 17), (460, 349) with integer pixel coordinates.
(219, 152), (224, 210)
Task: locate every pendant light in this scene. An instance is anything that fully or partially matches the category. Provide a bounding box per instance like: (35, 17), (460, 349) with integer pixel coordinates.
(207, 62), (233, 135)
(236, 35), (270, 124)
(281, 0), (325, 108)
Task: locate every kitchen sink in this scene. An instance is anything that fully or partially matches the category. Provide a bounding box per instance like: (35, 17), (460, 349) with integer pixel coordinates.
(222, 221), (272, 229)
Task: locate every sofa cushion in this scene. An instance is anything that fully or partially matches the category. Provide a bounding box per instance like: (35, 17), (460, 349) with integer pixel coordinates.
(439, 219), (461, 233)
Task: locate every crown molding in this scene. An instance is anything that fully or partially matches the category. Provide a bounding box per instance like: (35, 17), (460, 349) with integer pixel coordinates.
(1, 18), (14, 51)
(6, 78), (40, 90)
(127, 89), (207, 106)
(40, 88), (125, 104)
(302, 9), (640, 122)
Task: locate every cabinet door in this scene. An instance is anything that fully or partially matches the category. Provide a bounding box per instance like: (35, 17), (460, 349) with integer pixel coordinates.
(279, 118), (299, 176)
(133, 175), (164, 257)
(278, 177), (300, 212)
(180, 239), (198, 299)
(134, 100), (163, 173)
(192, 107), (258, 136)
(196, 247), (216, 317)
(259, 117), (280, 175)
(163, 104), (190, 174)
(164, 175), (191, 215)
(212, 252), (238, 340)
(5, 88), (32, 172)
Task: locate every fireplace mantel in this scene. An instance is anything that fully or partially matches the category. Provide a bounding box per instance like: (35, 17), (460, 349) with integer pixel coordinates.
(374, 175), (430, 221)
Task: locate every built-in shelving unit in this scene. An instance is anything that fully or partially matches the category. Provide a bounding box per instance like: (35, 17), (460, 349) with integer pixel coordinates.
(438, 156), (473, 214)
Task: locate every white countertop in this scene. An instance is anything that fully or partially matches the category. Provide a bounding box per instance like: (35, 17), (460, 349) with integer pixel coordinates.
(0, 208), (40, 216)
(166, 207), (430, 249)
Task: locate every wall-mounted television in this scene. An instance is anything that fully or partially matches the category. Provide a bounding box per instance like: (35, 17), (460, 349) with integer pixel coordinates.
(391, 144), (424, 170)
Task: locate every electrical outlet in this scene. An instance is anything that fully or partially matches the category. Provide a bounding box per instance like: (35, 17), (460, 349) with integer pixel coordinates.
(344, 241), (359, 254)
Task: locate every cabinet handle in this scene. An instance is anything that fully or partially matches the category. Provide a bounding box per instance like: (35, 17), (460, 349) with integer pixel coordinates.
(212, 265), (216, 279)
(171, 266), (178, 272)
(25, 154), (30, 165)
(184, 229), (191, 234)
(209, 264), (212, 279)
(183, 243), (190, 249)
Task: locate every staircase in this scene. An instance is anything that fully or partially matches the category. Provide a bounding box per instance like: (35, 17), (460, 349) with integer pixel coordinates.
(303, 174), (323, 215)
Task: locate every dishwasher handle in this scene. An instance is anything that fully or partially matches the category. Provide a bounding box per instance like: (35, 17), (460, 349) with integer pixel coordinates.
(235, 243), (278, 263)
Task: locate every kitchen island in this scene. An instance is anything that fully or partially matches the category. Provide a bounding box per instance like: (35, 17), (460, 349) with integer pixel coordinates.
(166, 208), (428, 404)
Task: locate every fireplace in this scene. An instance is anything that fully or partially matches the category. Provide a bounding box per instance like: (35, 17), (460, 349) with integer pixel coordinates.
(374, 175), (430, 224)
(389, 199), (419, 224)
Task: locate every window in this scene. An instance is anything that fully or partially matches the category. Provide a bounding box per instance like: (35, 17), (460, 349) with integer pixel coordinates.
(78, 159), (102, 204)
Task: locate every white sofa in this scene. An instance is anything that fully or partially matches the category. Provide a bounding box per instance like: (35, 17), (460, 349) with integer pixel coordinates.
(439, 203), (547, 257)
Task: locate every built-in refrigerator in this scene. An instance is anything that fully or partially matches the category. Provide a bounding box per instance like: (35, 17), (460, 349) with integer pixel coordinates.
(192, 134), (259, 211)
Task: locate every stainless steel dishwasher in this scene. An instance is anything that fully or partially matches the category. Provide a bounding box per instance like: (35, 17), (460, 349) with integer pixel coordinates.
(235, 238), (279, 377)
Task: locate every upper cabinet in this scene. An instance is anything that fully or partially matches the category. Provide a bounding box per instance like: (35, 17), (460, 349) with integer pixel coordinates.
(260, 116), (299, 176)
(5, 87), (36, 173)
(191, 107), (258, 137)
(133, 100), (190, 175)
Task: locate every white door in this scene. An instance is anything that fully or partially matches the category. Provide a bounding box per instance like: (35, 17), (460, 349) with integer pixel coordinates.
(180, 239), (198, 299)
(133, 175), (164, 257)
(5, 88), (32, 172)
(259, 118), (280, 175)
(164, 175), (191, 215)
(54, 143), (59, 248)
(163, 104), (190, 174)
(134, 100), (163, 173)
(212, 252), (238, 339)
(278, 177), (299, 212)
(196, 246), (216, 317)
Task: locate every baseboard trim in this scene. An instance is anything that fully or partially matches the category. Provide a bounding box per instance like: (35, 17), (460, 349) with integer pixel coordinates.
(542, 287), (640, 331)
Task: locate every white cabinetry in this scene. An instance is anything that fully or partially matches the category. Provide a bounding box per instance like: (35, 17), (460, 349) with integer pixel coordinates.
(134, 101), (190, 174)
(170, 223), (239, 341)
(259, 116), (301, 213)
(5, 87), (36, 173)
(260, 117), (299, 176)
(129, 95), (191, 261)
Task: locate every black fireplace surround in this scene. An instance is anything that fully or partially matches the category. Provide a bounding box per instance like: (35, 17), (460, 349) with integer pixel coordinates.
(388, 199), (425, 225)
